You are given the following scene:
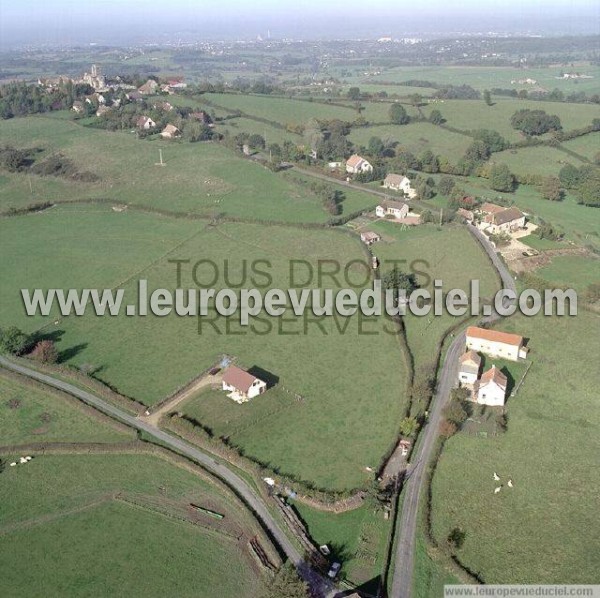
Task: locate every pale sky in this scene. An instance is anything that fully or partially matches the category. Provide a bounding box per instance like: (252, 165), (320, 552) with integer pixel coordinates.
(1, 0), (598, 46)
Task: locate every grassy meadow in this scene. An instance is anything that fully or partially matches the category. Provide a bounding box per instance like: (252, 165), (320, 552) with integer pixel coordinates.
(368, 223), (500, 369)
(0, 114), (371, 222)
(0, 371), (134, 445)
(2, 206), (407, 490)
(430, 309), (600, 583)
(0, 453), (265, 598)
(536, 255), (600, 292)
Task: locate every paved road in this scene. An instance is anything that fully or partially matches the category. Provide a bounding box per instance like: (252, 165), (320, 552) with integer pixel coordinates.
(391, 225), (517, 598)
(0, 359), (307, 567)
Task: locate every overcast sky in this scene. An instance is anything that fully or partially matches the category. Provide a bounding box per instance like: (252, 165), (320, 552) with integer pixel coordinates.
(1, 0), (598, 47)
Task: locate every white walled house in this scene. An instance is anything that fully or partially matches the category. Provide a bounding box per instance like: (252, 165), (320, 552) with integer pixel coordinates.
(480, 207), (525, 234)
(375, 200), (409, 220)
(346, 154), (373, 174)
(136, 116), (156, 130)
(458, 350), (482, 387)
(160, 124), (181, 139)
(360, 231), (381, 245)
(222, 365), (267, 403)
(466, 326), (528, 361)
(382, 174), (417, 199)
(474, 366), (508, 406)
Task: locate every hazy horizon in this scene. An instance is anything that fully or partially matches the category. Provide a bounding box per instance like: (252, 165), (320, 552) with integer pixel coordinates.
(1, 0), (599, 48)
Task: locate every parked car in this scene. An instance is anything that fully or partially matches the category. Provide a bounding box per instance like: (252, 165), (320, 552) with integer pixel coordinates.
(327, 562), (341, 579)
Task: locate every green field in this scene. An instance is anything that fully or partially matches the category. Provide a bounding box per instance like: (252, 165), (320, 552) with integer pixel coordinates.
(2, 206), (407, 490)
(204, 93), (358, 125)
(421, 98), (600, 143)
(293, 501), (390, 588)
(561, 132), (600, 161)
(430, 310), (600, 583)
(368, 64), (600, 94)
(493, 146), (585, 177)
(0, 371), (134, 445)
(369, 223), (500, 368)
(0, 453), (266, 597)
(349, 122), (472, 163)
(0, 114), (370, 222)
(536, 255), (600, 292)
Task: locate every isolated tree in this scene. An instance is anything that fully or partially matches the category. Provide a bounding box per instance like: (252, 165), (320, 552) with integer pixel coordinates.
(428, 109), (444, 124)
(447, 527), (466, 550)
(489, 163), (514, 192)
(483, 89), (492, 106)
(368, 136), (385, 157)
(510, 108), (562, 136)
(30, 340), (58, 364)
(576, 171), (600, 207)
(541, 176), (562, 201)
(443, 399), (469, 427)
(389, 103), (409, 125)
(438, 176), (455, 196)
(0, 326), (31, 355)
(472, 129), (507, 152)
(558, 163), (581, 189)
(248, 134), (266, 150)
(383, 266), (418, 295)
(263, 563), (309, 598)
(347, 86), (361, 101)
(399, 416), (418, 437)
(439, 419), (458, 438)
(409, 93), (422, 107)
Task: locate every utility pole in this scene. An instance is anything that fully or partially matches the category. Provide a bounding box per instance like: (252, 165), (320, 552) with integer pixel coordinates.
(439, 207), (443, 226)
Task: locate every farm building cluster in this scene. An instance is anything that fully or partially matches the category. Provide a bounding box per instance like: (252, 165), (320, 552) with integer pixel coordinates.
(457, 327), (528, 407)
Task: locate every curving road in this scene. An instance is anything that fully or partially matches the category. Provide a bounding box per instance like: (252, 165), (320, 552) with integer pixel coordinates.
(0, 358), (304, 564)
(391, 225), (517, 598)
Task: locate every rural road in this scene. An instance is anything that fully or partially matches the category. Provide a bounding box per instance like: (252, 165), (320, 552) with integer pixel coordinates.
(0, 356), (335, 597)
(390, 225), (517, 598)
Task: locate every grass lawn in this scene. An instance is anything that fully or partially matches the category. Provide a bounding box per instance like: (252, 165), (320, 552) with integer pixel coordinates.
(2, 207), (407, 490)
(421, 98), (600, 144)
(0, 454), (265, 598)
(560, 132), (600, 161)
(429, 309), (600, 583)
(368, 64), (600, 94)
(518, 235), (565, 251)
(492, 146), (585, 177)
(0, 114), (354, 223)
(0, 371), (134, 445)
(204, 93), (357, 125)
(536, 255), (600, 292)
(215, 116), (293, 145)
(413, 528), (460, 598)
(293, 501), (391, 590)
(369, 223), (500, 370)
(348, 122), (472, 164)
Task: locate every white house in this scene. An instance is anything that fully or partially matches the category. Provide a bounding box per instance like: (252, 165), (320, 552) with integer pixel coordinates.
(375, 200), (409, 220)
(160, 124), (181, 139)
(474, 365), (508, 407)
(480, 207), (525, 234)
(346, 154), (373, 174)
(466, 326), (528, 361)
(136, 116), (156, 130)
(382, 174), (417, 199)
(458, 350), (482, 387)
(222, 365), (267, 403)
(360, 231), (381, 245)
(138, 79), (159, 94)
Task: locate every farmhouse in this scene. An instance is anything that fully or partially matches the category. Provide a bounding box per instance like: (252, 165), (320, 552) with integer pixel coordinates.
(360, 231), (381, 245)
(457, 208), (474, 223)
(473, 365), (508, 407)
(479, 202), (505, 215)
(375, 200), (409, 220)
(71, 101), (84, 113)
(458, 350), (482, 387)
(482, 207), (525, 234)
(95, 105), (110, 117)
(382, 173), (417, 198)
(136, 116), (156, 130)
(161, 124), (181, 139)
(153, 101), (174, 112)
(346, 154), (373, 174)
(138, 79), (159, 94)
(466, 326), (528, 361)
(222, 365), (267, 403)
